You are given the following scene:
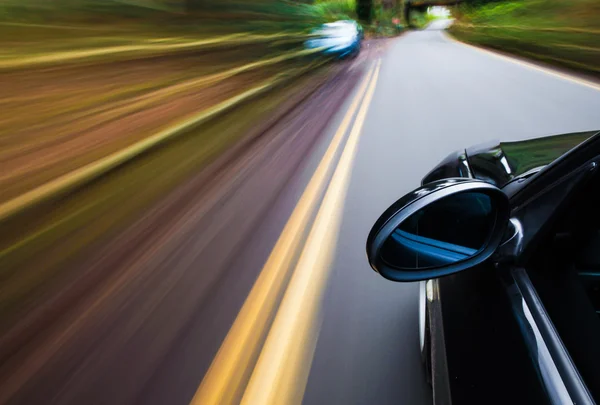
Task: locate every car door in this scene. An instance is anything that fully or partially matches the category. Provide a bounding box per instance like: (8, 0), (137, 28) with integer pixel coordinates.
(516, 163), (600, 404)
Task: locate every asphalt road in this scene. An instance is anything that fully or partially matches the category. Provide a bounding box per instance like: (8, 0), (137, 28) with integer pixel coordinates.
(3, 20), (600, 405)
(303, 21), (600, 405)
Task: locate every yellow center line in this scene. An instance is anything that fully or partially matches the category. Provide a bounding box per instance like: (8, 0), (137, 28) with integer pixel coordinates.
(240, 59), (382, 405)
(444, 32), (600, 92)
(189, 61), (377, 405)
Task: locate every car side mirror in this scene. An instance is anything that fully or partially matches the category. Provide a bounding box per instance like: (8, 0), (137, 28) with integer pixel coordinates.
(366, 179), (510, 282)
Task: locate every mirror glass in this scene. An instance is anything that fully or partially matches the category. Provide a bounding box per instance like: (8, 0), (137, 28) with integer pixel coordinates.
(381, 192), (496, 270)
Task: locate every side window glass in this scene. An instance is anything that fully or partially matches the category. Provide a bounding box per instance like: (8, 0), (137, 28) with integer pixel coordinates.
(574, 231), (600, 319)
(527, 171), (600, 401)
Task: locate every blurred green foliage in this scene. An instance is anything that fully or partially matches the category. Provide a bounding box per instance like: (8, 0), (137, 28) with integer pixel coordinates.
(0, 0), (319, 31)
(370, 5), (403, 36)
(313, 0), (357, 20)
(408, 7), (444, 29)
(311, 0), (404, 37)
(451, 0), (600, 75)
(0, 0), (410, 38)
(408, 8), (427, 28)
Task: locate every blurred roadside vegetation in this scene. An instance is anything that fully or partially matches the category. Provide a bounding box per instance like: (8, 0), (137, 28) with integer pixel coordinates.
(371, 3), (405, 36)
(0, 0), (409, 327)
(1, 0), (332, 205)
(0, 0), (408, 63)
(408, 7), (443, 29)
(450, 0), (600, 76)
(0, 0), (330, 326)
(0, 0), (319, 59)
(314, 0), (405, 37)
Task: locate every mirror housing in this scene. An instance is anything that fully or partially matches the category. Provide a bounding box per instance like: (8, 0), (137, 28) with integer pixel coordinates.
(367, 178), (510, 282)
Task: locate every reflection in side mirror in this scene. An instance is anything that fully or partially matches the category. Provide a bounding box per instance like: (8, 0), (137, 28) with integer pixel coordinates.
(381, 192), (495, 269)
(367, 179), (510, 282)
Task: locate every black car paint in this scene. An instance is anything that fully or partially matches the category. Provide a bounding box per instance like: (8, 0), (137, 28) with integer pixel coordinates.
(423, 131), (597, 189)
(419, 131), (600, 405)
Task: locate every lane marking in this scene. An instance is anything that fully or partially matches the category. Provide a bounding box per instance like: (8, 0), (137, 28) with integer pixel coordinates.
(240, 59), (382, 405)
(443, 32), (600, 92)
(189, 62), (377, 405)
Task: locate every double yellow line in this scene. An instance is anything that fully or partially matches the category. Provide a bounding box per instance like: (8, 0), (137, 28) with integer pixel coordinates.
(191, 59), (382, 405)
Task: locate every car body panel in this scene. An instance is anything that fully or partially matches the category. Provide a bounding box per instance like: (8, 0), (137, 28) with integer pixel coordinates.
(435, 265), (550, 405)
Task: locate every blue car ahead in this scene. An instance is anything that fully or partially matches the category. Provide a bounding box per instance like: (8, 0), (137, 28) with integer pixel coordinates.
(305, 20), (362, 59)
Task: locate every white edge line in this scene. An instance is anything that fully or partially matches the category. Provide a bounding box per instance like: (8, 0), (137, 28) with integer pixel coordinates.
(442, 31), (600, 92)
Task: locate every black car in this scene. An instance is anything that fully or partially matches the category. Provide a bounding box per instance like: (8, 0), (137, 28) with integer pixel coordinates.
(366, 130), (600, 405)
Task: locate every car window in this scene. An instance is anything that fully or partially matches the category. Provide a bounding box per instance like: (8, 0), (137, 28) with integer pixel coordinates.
(575, 231), (600, 319)
(551, 171), (600, 318)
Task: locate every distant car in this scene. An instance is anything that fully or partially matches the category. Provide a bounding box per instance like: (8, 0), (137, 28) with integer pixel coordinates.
(366, 130), (600, 405)
(305, 20), (362, 58)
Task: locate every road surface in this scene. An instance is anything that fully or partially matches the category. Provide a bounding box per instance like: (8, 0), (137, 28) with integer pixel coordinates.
(302, 20), (600, 404)
(3, 20), (600, 405)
